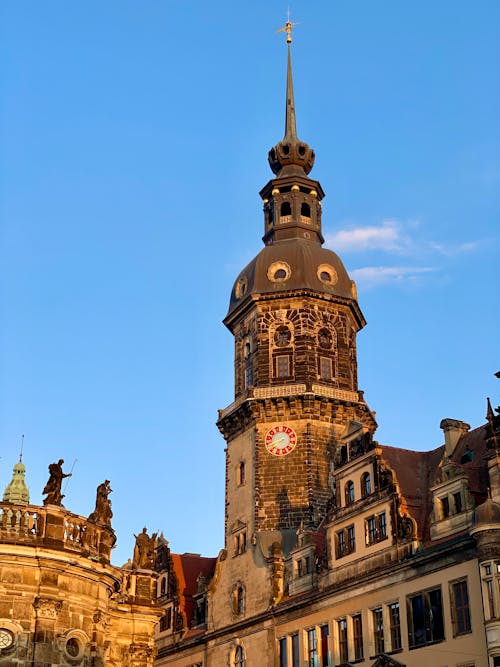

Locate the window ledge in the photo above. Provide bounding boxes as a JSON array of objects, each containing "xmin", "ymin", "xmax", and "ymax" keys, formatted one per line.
[{"xmin": 409, "ymin": 638, "xmax": 445, "ymax": 650}]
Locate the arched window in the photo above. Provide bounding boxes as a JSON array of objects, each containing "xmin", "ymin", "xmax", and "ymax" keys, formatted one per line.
[
  {"xmin": 361, "ymin": 472, "xmax": 371, "ymax": 498},
  {"xmin": 232, "ymin": 583, "xmax": 245, "ymax": 616},
  {"xmin": 237, "ymin": 586, "xmax": 245, "ymax": 615},
  {"xmin": 160, "ymin": 576, "xmax": 167, "ymax": 596},
  {"xmin": 300, "ymin": 202, "xmax": 311, "ymax": 218},
  {"xmin": 280, "ymin": 201, "xmax": 291, "ymax": 216},
  {"xmin": 234, "ymin": 645, "xmax": 245, "ymax": 667},
  {"xmin": 345, "ymin": 481, "xmax": 355, "ymax": 505}
]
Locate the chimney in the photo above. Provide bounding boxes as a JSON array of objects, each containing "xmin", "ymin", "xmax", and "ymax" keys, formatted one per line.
[{"xmin": 440, "ymin": 418, "xmax": 470, "ymax": 457}]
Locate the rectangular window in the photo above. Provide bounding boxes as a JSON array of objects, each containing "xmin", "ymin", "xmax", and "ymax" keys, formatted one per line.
[
  {"xmin": 366, "ymin": 516, "xmax": 377, "ymax": 545},
  {"xmin": 307, "ymin": 628, "xmax": 318, "ymax": 667},
  {"xmin": 451, "ymin": 579, "xmax": 472, "ymax": 636},
  {"xmin": 336, "ymin": 530, "xmax": 346, "ymax": 558},
  {"xmin": 407, "ymin": 587, "xmax": 444, "ymax": 648},
  {"xmin": 365, "ymin": 513, "xmax": 387, "ymax": 545},
  {"xmin": 245, "ymin": 363, "xmax": 253, "ymax": 388},
  {"xmin": 440, "ymin": 496, "xmax": 450, "ymax": 518},
  {"xmin": 276, "ymin": 355, "xmax": 291, "ymax": 378},
  {"xmin": 320, "ymin": 624, "xmax": 329, "ymax": 667},
  {"xmin": 353, "ymin": 614, "xmax": 363, "ymax": 660},
  {"xmin": 234, "ymin": 531, "xmax": 246, "ymax": 556},
  {"xmin": 338, "ymin": 618, "xmax": 348, "ymax": 663},
  {"xmin": 347, "ymin": 524, "xmax": 355, "ymax": 553},
  {"xmin": 291, "ymin": 633, "xmax": 300, "ymax": 667},
  {"xmin": 453, "ymin": 491, "xmax": 463, "ymax": 513},
  {"xmin": 389, "ymin": 602, "xmax": 401, "ymax": 650},
  {"xmin": 486, "ymin": 578, "xmax": 496, "ymax": 618},
  {"xmin": 297, "ymin": 559, "xmax": 303, "ymax": 577},
  {"xmin": 319, "ymin": 356, "xmax": 333, "ymax": 380},
  {"xmin": 372, "ymin": 607, "xmax": 384, "ymax": 655},
  {"xmin": 378, "ymin": 512, "xmax": 387, "ymax": 539},
  {"xmin": 305, "ymin": 556, "xmax": 311, "ymax": 574},
  {"xmin": 279, "ymin": 637, "xmax": 288, "ymax": 667},
  {"xmin": 236, "ymin": 461, "xmax": 245, "ymax": 486}
]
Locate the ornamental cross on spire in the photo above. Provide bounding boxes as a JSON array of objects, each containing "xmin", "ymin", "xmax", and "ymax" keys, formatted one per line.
[{"xmin": 276, "ymin": 9, "xmax": 299, "ymax": 44}]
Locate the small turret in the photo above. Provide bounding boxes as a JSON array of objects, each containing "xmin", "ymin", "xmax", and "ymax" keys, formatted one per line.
[{"xmin": 3, "ymin": 457, "xmax": 30, "ymax": 505}]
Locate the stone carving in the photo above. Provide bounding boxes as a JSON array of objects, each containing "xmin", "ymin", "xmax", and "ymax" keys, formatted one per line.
[
  {"xmin": 42, "ymin": 459, "xmax": 72, "ymax": 506},
  {"xmin": 270, "ymin": 541, "xmax": 285, "ymax": 606},
  {"xmin": 133, "ymin": 528, "xmax": 157, "ymax": 570},
  {"xmin": 33, "ymin": 596, "xmax": 63, "ymax": 619},
  {"xmin": 88, "ymin": 480, "xmax": 113, "ymax": 527},
  {"xmin": 129, "ymin": 642, "xmax": 154, "ymax": 663},
  {"xmin": 397, "ymin": 514, "xmax": 416, "ymax": 540}
]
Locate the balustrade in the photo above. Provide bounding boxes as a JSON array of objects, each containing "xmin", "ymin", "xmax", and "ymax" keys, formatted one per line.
[{"xmin": 0, "ymin": 502, "xmax": 115, "ymax": 563}]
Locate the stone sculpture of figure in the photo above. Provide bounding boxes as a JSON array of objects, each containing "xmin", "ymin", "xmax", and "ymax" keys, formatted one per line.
[
  {"xmin": 133, "ymin": 527, "xmax": 158, "ymax": 570},
  {"xmin": 42, "ymin": 459, "xmax": 72, "ymax": 506},
  {"xmin": 89, "ymin": 480, "xmax": 113, "ymax": 526}
]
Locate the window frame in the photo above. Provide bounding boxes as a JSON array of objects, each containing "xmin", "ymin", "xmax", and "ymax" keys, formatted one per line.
[
  {"xmin": 352, "ymin": 613, "xmax": 364, "ymax": 660},
  {"xmin": 388, "ymin": 602, "xmax": 402, "ymax": 651},
  {"xmin": 450, "ymin": 578, "xmax": 472, "ymax": 637},
  {"xmin": 407, "ymin": 586, "xmax": 445, "ymax": 649},
  {"xmin": 372, "ymin": 607, "xmax": 385, "ymax": 656}
]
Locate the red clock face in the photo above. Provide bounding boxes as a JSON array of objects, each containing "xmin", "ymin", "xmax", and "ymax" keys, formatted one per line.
[{"xmin": 265, "ymin": 425, "xmax": 297, "ymax": 456}]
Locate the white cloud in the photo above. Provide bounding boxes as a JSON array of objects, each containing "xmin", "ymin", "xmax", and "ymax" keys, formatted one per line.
[
  {"xmin": 351, "ymin": 266, "xmax": 434, "ymax": 288},
  {"xmin": 427, "ymin": 240, "xmax": 481, "ymax": 256},
  {"xmin": 326, "ymin": 220, "xmax": 409, "ymax": 253}
]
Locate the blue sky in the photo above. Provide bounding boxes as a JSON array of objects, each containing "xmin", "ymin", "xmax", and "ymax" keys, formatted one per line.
[{"xmin": 1, "ymin": 1, "xmax": 499, "ymax": 565}]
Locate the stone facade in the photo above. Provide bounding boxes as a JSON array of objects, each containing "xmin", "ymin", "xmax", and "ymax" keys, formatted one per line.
[{"xmin": 0, "ymin": 502, "xmax": 161, "ymax": 666}]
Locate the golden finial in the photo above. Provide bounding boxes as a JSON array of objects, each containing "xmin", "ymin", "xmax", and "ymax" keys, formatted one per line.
[{"xmin": 276, "ymin": 9, "xmax": 299, "ymax": 44}]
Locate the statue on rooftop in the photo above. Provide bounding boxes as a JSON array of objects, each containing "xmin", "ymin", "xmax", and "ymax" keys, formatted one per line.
[
  {"xmin": 42, "ymin": 459, "xmax": 72, "ymax": 506},
  {"xmin": 88, "ymin": 480, "xmax": 113, "ymax": 527},
  {"xmin": 133, "ymin": 527, "xmax": 158, "ymax": 570}
]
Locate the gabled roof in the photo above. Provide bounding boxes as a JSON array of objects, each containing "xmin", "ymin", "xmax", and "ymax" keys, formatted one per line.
[{"xmin": 379, "ymin": 424, "xmax": 489, "ymax": 541}]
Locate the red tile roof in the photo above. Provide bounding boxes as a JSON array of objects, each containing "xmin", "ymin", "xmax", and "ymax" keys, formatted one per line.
[
  {"xmin": 170, "ymin": 553, "xmax": 217, "ymax": 628},
  {"xmin": 379, "ymin": 424, "xmax": 489, "ymax": 541}
]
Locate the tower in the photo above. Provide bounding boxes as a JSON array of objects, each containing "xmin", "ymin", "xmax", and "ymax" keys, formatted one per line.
[{"xmin": 213, "ymin": 25, "xmax": 376, "ymax": 622}]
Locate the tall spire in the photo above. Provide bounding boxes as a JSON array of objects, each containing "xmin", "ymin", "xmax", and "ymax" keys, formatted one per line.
[
  {"xmin": 284, "ymin": 43, "xmax": 297, "ymax": 140},
  {"xmin": 268, "ymin": 18, "xmax": 315, "ymax": 177}
]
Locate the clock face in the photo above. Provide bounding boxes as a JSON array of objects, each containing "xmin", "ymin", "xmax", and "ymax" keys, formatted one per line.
[{"xmin": 265, "ymin": 425, "xmax": 297, "ymax": 456}]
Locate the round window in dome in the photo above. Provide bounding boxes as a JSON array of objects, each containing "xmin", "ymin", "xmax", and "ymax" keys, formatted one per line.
[
  {"xmin": 0, "ymin": 629, "xmax": 13, "ymax": 650},
  {"xmin": 317, "ymin": 264, "xmax": 338, "ymax": 286},
  {"xmin": 267, "ymin": 261, "xmax": 291, "ymax": 283},
  {"xmin": 235, "ymin": 277, "xmax": 248, "ymax": 299},
  {"xmin": 65, "ymin": 637, "xmax": 82, "ymax": 659}
]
